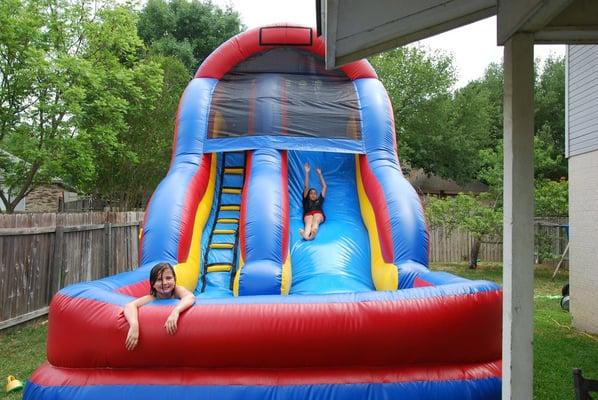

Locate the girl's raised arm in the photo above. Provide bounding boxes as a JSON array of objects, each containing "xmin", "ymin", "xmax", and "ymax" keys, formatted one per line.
[
  {"xmin": 303, "ymin": 163, "xmax": 311, "ymax": 198},
  {"xmin": 316, "ymin": 167, "xmax": 327, "ymax": 198}
]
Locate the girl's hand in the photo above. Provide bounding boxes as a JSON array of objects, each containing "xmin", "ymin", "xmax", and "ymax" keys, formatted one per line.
[
  {"xmin": 125, "ymin": 325, "xmax": 139, "ymax": 350},
  {"xmin": 316, "ymin": 167, "xmax": 322, "ymax": 175},
  {"xmin": 304, "ymin": 163, "xmax": 310, "ymax": 173},
  {"xmin": 165, "ymin": 310, "xmax": 180, "ymax": 335}
]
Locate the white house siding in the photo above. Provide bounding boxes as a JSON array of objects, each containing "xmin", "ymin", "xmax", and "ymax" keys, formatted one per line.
[
  {"xmin": 568, "ymin": 45, "xmax": 598, "ymax": 157},
  {"xmin": 569, "ymin": 152, "xmax": 598, "ymax": 333},
  {"xmin": 567, "ymin": 45, "xmax": 598, "ymax": 334}
]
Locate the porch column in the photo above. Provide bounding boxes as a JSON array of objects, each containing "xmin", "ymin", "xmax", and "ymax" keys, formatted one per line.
[{"xmin": 502, "ymin": 32, "xmax": 535, "ymax": 400}]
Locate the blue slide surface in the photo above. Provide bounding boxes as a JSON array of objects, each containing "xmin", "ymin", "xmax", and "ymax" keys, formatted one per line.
[{"xmin": 288, "ymin": 151, "xmax": 374, "ymax": 294}]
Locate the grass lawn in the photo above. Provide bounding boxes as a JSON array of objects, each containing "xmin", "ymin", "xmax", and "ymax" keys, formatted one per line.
[
  {"xmin": 431, "ymin": 262, "xmax": 598, "ymax": 400},
  {"xmin": 1, "ymin": 262, "xmax": 597, "ymax": 399}
]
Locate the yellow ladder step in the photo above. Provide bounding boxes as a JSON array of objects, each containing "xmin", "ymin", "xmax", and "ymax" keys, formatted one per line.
[
  {"xmin": 206, "ymin": 264, "xmax": 232, "ymax": 273},
  {"xmin": 209, "ymin": 242, "xmax": 234, "ymax": 249},
  {"xmin": 222, "ymin": 187, "xmax": 242, "ymax": 194},
  {"xmin": 224, "ymin": 167, "xmax": 244, "ymax": 175},
  {"xmin": 217, "ymin": 218, "xmax": 239, "ymax": 224},
  {"xmin": 220, "ymin": 204, "xmax": 240, "ymax": 211},
  {"xmin": 214, "ymin": 229, "xmax": 236, "ymax": 234}
]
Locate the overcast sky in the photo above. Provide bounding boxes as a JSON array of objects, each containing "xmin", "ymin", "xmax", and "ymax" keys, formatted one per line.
[{"xmin": 212, "ymin": 0, "xmax": 565, "ymax": 88}]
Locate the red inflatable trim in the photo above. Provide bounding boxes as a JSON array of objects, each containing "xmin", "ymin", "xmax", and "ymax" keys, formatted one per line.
[
  {"xmin": 116, "ymin": 280, "xmax": 149, "ymax": 298},
  {"xmin": 414, "ymin": 277, "xmax": 434, "ymax": 288},
  {"xmin": 260, "ymin": 26, "xmax": 312, "ymax": 46},
  {"xmin": 195, "ymin": 26, "xmax": 377, "ymax": 81},
  {"xmin": 47, "ymin": 290, "xmax": 501, "ymax": 369},
  {"xmin": 177, "ymin": 153, "xmax": 213, "ymax": 263},
  {"xmin": 280, "ymin": 151, "xmax": 289, "ymax": 263},
  {"xmin": 385, "ymin": 88, "xmax": 398, "ymax": 156},
  {"xmin": 239, "ymin": 151, "xmax": 252, "ymax": 262},
  {"xmin": 32, "ymin": 360, "xmax": 501, "ymax": 386},
  {"xmin": 138, "ymin": 193, "xmax": 153, "ymax": 265},
  {"xmin": 359, "ymin": 155, "xmax": 394, "ymax": 263}
]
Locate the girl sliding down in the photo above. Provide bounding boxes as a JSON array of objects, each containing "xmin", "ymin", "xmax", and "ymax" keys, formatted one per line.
[
  {"xmin": 123, "ymin": 262, "xmax": 195, "ymax": 350},
  {"xmin": 299, "ymin": 163, "xmax": 327, "ymax": 240}
]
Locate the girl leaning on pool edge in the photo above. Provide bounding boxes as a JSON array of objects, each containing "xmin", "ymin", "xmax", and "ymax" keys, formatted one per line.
[{"xmin": 123, "ymin": 262, "xmax": 195, "ymax": 350}]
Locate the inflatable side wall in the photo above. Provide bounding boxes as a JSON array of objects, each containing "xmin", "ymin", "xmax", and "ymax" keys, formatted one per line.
[
  {"xmin": 140, "ymin": 78, "xmax": 218, "ymax": 291},
  {"xmin": 355, "ymin": 78, "xmax": 429, "ymax": 290},
  {"xmin": 235, "ymin": 149, "xmax": 291, "ymax": 295}
]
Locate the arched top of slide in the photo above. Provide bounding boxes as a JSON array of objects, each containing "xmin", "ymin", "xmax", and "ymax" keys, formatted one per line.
[{"xmin": 195, "ymin": 25, "xmax": 377, "ymax": 80}]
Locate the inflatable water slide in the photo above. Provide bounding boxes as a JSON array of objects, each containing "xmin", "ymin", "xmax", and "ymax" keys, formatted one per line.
[{"xmin": 25, "ymin": 26, "xmax": 502, "ymax": 399}]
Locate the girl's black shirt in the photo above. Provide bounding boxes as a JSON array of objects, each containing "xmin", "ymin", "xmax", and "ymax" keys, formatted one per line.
[{"xmin": 303, "ymin": 194, "xmax": 325, "ymax": 214}]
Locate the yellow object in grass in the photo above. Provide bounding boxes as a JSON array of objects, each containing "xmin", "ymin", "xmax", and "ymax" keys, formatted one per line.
[{"xmin": 5, "ymin": 376, "xmax": 23, "ymax": 393}]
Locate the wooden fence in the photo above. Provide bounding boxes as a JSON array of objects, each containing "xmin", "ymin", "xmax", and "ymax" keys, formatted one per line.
[
  {"xmin": 428, "ymin": 226, "xmax": 503, "ymax": 263},
  {"xmin": 428, "ymin": 217, "xmax": 568, "ymax": 265},
  {"xmin": 0, "ymin": 212, "xmax": 567, "ymax": 330},
  {"xmin": 0, "ymin": 212, "xmax": 144, "ymax": 329}
]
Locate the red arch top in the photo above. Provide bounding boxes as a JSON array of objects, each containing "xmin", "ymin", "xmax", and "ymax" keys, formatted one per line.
[{"xmin": 195, "ymin": 25, "xmax": 377, "ymax": 80}]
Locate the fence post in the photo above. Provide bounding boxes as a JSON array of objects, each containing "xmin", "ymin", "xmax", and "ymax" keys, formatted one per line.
[
  {"xmin": 104, "ymin": 223, "xmax": 113, "ymax": 277},
  {"xmin": 49, "ymin": 226, "xmax": 64, "ymax": 301}
]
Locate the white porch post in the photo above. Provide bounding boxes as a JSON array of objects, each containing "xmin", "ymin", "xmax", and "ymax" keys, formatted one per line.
[{"xmin": 502, "ymin": 32, "xmax": 535, "ymax": 400}]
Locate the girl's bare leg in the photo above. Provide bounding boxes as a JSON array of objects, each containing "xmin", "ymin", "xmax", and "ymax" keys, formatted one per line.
[
  {"xmin": 307, "ymin": 214, "xmax": 323, "ymax": 240},
  {"xmin": 299, "ymin": 215, "xmax": 314, "ymax": 240}
]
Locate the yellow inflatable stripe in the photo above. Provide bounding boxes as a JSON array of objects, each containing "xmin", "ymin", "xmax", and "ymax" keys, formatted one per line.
[
  {"xmin": 207, "ymin": 264, "xmax": 232, "ymax": 273},
  {"xmin": 224, "ymin": 168, "xmax": 244, "ymax": 175},
  {"xmin": 222, "ymin": 187, "xmax": 242, "ymax": 194},
  {"xmin": 217, "ymin": 218, "xmax": 239, "ymax": 224},
  {"xmin": 220, "ymin": 205, "xmax": 240, "ymax": 211},
  {"xmin": 209, "ymin": 242, "xmax": 234, "ymax": 249},
  {"xmin": 355, "ymin": 155, "xmax": 399, "ymax": 291},
  {"xmin": 233, "ymin": 251, "xmax": 244, "ymax": 296},
  {"xmin": 173, "ymin": 156, "xmax": 217, "ymax": 291},
  {"xmin": 280, "ymin": 250, "xmax": 292, "ymax": 295},
  {"xmin": 214, "ymin": 229, "xmax": 236, "ymax": 234}
]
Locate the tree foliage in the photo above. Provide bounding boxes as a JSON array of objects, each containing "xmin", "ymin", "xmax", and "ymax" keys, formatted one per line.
[
  {"xmin": 535, "ymin": 56, "xmax": 566, "ymax": 179},
  {"xmin": 0, "ymin": 0, "xmax": 162, "ymax": 212},
  {"xmin": 100, "ymin": 55, "xmax": 190, "ymax": 207},
  {"xmin": 371, "ymin": 47, "xmax": 496, "ymax": 184},
  {"xmin": 425, "ymin": 193, "xmax": 502, "ymax": 268},
  {"xmin": 138, "ymin": 0, "xmax": 243, "ymax": 73},
  {"xmin": 535, "ymin": 179, "xmax": 568, "ymax": 217},
  {"xmin": 420, "ymin": 55, "xmax": 567, "ymax": 265}
]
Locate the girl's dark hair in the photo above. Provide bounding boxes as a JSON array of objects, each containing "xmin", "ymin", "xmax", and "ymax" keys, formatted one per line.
[
  {"xmin": 149, "ymin": 263, "xmax": 176, "ymax": 297},
  {"xmin": 309, "ymin": 188, "xmax": 317, "ymax": 194}
]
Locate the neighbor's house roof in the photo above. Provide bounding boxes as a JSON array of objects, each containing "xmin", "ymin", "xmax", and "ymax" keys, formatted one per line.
[{"xmin": 407, "ymin": 168, "xmax": 488, "ymax": 196}]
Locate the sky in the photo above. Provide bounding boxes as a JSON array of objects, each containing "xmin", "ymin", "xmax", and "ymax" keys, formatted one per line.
[{"xmin": 212, "ymin": 0, "xmax": 565, "ymax": 88}]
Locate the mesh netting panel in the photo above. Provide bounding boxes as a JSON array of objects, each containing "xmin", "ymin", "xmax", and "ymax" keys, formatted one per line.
[{"xmin": 207, "ymin": 49, "xmax": 361, "ymax": 140}]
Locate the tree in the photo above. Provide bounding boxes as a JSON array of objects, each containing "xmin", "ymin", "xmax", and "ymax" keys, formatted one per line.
[
  {"xmin": 371, "ymin": 47, "xmax": 496, "ymax": 184},
  {"xmin": 535, "ymin": 178, "xmax": 568, "ymax": 218},
  {"xmin": 0, "ymin": 0, "xmax": 162, "ymax": 212},
  {"xmin": 446, "ymin": 82, "xmax": 494, "ymax": 183},
  {"xmin": 138, "ymin": 0, "xmax": 243, "ymax": 74},
  {"xmin": 98, "ymin": 55, "xmax": 190, "ymax": 208},
  {"xmin": 475, "ymin": 62, "xmax": 504, "ymax": 144},
  {"xmin": 472, "ymin": 57, "xmax": 566, "ymax": 180},
  {"xmin": 425, "ymin": 193, "xmax": 502, "ymax": 269},
  {"xmin": 535, "ymin": 55, "xmax": 566, "ymax": 179}
]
